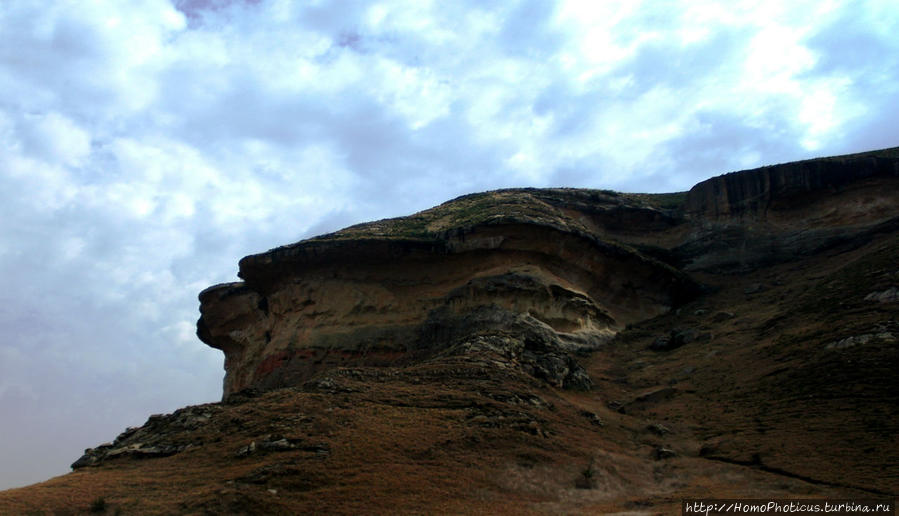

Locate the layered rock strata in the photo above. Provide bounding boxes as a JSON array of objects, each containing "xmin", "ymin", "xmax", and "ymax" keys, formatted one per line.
[
  {"xmin": 198, "ymin": 147, "xmax": 899, "ymax": 399},
  {"xmin": 198, "ymin": 204, "xmax": 698, "ymax": 397},
  {"xmin": 676, "ymin": 148, "xmax": 899, "ymax": 270},
  {"xmin": 684, "ymin": 150, "xmax": 899, "ymax": 219}
]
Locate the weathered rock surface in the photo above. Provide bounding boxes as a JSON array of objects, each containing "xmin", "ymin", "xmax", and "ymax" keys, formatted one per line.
[
  {"xmin": 198, "ymin": 191, "xmax": 700, "ymax": 397},
  {"xmin": 72, "ymin": 405, "xmax": 221, "ymax": 468},
  {"xmin": 677, "ymin": 148, "xmax": 899, "ymax": 270},
  {"xmin": 684, "ymin": 149, "xmax": 899, "ymax": 219},
  {"xmin": 8, "ymin": 148, "xmax": 898, "ymax": 515},
  {"xmin": 198, "ymin": 148, "xmax": 899, "ymax": 398}
]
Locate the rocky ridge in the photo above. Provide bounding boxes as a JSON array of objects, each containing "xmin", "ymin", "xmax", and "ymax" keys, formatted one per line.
[
  {"xmin": 197, "ymin": 147, "xmax": 899, "ymax": 399},
  {"xmin": 3, "ymin": 147, "xmax": 898, "ymax": 514},
  {"xmin": 197, "ymin": 188, "xmax": 702, "ymax": 397}
]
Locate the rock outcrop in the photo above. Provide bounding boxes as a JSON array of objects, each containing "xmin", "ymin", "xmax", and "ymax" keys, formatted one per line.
[
  {"xmin": 5, "ymin": 147, "xmax": 899, "ymax": 515},
  {"xmin": 198, "ymin": 148, "xmax": 899, "ymax": 398},
  {"xmin": 676, "ymin": 148, "xmax": 899, "ymax": 270},
  {"xmin": 197, "ymin": 190, "xmax": 699, "ymax": 398},
  {"xmin": 684, "ymin": 150, "xmax": 899, "ymax": 219}
]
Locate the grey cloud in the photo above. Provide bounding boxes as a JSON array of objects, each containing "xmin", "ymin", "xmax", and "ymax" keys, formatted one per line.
[
  {"xmin": 173, "ymin": 0, "xmax": 261, "ymax": 27},
  {"xmin": 498, "ymin": 0, "xmax": 565, "ymax": 58},
  {"xmin": 0, "ymin": 8, "xmax": 133, "ymax": 119},
  {"xmin": 651, "ymin": 110, "xmax": 807, "ymax": 187},
  {"xmin": 804, "ymin": 5, "xmax": 898, "ymax": 75},
  {"xmin": 333, "ymin": 113, "xmax": 514, "ymax": 219},
  {"xmin": 841, "ymin": 89, "xmax": 899, "ymax": 153},
  {"xmin": 613, "ymin": 28, "xmax": 747, "ymax": 95},
  {"xmin": 532, "ymin": 79, "xmax": 603, "ymax": 137},
  {"xmin": 802, "ymin": 5, "xmax": 899, "ymax": 152},
  {"xmin": 298, "ymin": 0, "xmax": 372, "ymax": 35}
]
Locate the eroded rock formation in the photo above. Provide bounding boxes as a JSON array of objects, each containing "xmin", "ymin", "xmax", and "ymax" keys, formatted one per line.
[
  {"xmin": 198, "ymin": 148, "xmax": 899, "ymax": 399},
  {"xmin": 197, "ymin": 196, "xmax": 699, "ymax": 397},
  {"xmin": 7, "ymin": 147, "xmax": 899, "ymax": 514},
  {"xmin": 684, "ymin": 151, "xmax": 899, "ymax": 219},
  {"xmin": 677, "ymin": 149, "xmax": 899, "ymax": 270}
]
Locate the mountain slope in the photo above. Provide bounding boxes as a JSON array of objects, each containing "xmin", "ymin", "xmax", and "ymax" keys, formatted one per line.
[{"xmin": 2, "ymin": 147, "xmax": 897, "ymax": 515}]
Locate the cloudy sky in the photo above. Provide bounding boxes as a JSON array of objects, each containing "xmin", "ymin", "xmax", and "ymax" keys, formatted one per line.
[{"xmin": 1, "ymin": 0, "xmax": 897, "ymax": 489}]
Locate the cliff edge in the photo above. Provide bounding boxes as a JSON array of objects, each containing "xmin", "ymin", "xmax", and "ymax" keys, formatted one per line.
[
  {"xmin": 197, "ymin": 188, "xmax": 700, "ymax": 397},
  {"xmin": 198, "ymin": 147, "xmax": 899, "ymax": 399},
  {"xmin": 3, "ymin": 147, "xmax": 897, "ymax": 514}
]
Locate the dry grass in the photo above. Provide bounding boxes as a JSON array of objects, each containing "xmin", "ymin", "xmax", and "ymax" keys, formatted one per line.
[{"xmin": 3, "ymin": 197, "xmax": 898, "ymax": 514}]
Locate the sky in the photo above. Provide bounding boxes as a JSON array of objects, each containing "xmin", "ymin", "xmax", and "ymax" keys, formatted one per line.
[{"xmin": 1, "ymin": 0, "xmax": 897, "ymax": 489}]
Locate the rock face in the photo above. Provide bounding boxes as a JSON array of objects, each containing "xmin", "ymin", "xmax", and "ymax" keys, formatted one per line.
[
  {"xmin": 198, "ymin": 148, "xmax": 899, "ymax": 399},
  {"xmin": 6, "ymin": 147, "xmax": 899, "ymax": 515},
  {"xmin": 684, "ymin": 152, "xmax": 899, "ymax": 219},
  {"xmin": 677, "ymin": 148, "xmax": 899, "ymax": 270},
  {"xmin": 197, "ymin": 191, "xmax": 699, "ymax": 398},
  {"xmin": 72, "ymin": 406, "xmax": 220, "ymax": 468}
]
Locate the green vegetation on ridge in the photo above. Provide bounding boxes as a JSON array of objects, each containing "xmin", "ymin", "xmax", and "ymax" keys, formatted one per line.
[{"xmin": 310, "ymin": 187, "xmax": 688, "ymax": 243}]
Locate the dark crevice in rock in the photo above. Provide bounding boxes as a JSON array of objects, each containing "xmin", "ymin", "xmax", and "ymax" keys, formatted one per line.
[{"xmin": 699, "ymin": 455, "xmax": 895, "ymax": 497}]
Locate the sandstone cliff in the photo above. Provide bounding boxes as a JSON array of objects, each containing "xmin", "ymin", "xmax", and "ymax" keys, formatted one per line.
[
  {"xmin": 197, "ymin": 189, "xmax": 700, "ymax": 397},
  {"xmin": 675, "ymin": 148, "xmax": 899, "ymax": 270},
  {"xmin": 4, "ymin": 148, "xmax": 898, "ymax": 514},
  {"xmin": 198, "ymin": 147, "xmax": 899, "ymax": 399},
  {"xmin": 685, "ymin": 147, "xmax": 899, "ymax": 219}
]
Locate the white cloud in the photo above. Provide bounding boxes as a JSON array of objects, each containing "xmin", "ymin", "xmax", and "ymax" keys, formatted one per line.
[{"xmin": 18, "ymin": 112, "xmax": 91, "ymax": 166}]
